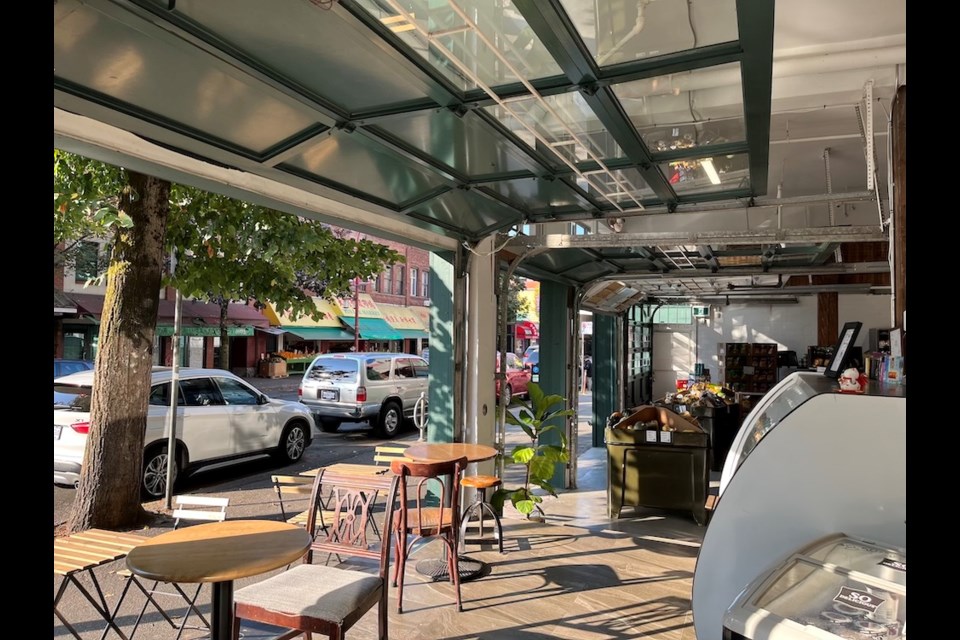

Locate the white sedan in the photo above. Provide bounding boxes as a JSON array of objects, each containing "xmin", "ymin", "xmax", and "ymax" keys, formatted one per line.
[{"xmin": 54, "ymin": 367, "xmax": 316, "ymax": 499}]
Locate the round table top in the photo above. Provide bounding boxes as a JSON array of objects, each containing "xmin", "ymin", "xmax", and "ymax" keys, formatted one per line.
[
  {"xmin": 404, "ymin": 442, "xmax": 499, "ymax": 464},
  {"xmin": 125, "ymin": 520, "xmax": 311, "ymax": 584}
]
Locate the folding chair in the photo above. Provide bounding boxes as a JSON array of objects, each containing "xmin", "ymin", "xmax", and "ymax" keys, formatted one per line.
[
  {"xmin": 271, "ymin": 474, "xmax": 337, "ymax": 536},
  {"xmin": 115, "ymin": 495, "xmax": 229, "ymax": 640}
]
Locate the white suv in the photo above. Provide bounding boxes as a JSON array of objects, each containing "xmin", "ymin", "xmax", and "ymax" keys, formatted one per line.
[
  {"xmin": 54, "ymin": 367, "xmax": 316, "ymax": 499},
  {"xmin": 298, "ymin": 352, "xmax": 428, "ymax": 438}
]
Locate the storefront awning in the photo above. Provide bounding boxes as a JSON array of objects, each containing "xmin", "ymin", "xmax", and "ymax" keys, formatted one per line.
[
  {"xmin": 379, "ymin": 304, "xmax": 429, "ymax": 340},
  {"xmin": 285, "ymin": 326, "xmax": 355, "ymax": 341},
  {"xmin": 340, "ymin": 317, "xmax": 403, "ymax": 341},
  {"xmin": 515, "ymin": 320, "xmax": 539, "ymax": 340},
  {"xmin": 264, "ymin": 298, "xmax": 344, "ymax": 328},
  {"xmin": 156, "ymin": 324, "xmax": 254, "ymax": 337}
]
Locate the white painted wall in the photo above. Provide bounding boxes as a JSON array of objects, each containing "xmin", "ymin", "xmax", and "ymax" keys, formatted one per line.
[{"xmin": 690, "ymin": 294, "xmax": 892, "ymax": 381}]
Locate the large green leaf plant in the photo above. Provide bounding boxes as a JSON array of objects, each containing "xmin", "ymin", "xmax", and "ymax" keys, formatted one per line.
[{"xmin": 491, "ymin": 382, "xmax": 575, "ymax": 520}]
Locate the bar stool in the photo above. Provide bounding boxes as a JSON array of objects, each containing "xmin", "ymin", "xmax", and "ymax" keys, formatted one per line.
[{"xmin": 459, "ymin": 475, "xmax": 504, "ymax": 554}]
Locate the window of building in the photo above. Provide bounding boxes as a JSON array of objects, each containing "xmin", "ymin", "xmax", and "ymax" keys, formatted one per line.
[
  {"xmin": 422, "ymin": 272, "xmax": 429, "ymax": 299},
  {"xmin": 373, "ymin": 273, "xmax": 382, "ymax": 293},
  {"xmin": 652, "ymin": 305, "xmax": 693, "ymax": 325},
  {"xmin": 394, "ymin": 265, "xmax": 405, "ymax": 295},
  {"xmin": 410, "ymin": 268, "xmax": 419, "ymax": 297},
  {"xmin": 75, "ymin": 241, "xmax": 99, "ymax": 283}
]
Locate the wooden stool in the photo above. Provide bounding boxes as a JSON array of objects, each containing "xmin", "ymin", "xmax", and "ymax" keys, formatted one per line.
[{"xmin": 459, "ymin": 475, "xmax": 504, "ymax": 554}]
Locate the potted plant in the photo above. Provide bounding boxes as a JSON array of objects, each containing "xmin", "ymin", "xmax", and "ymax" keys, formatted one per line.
[{"xmin": 491, "ymin": 382, "xmax": 575, "ymax": 521}]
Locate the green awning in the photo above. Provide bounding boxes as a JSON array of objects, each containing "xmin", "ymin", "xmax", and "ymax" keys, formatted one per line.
[
  {"xmin": 156, "ymin": 325, "xmax": 253, "ymax": 337},
  {"xmin": 285, "ymin": 326, "xmax": 355, "ymax": 341},
  {"xmin": 339, "ymin": 317, "xmax": 403, "ymax": 341}
]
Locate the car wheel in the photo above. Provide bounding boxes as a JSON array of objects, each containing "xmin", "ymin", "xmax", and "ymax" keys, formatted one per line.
[
  {"xmin": 275, "ymin": 421, "xmax": 308, "ymax": 463},
  {"xmin": 377, "ymin": 401, "xmax": 403, "ymax": 439},
  {"xmin": 142, "ymin": 446, "xmax": 178, "ymax": 501},
  {"xmin": 503, "ymin": 384, "xmax": 513, "ymax": 406},
  {"xmin": 318, "ymin": 418, "xmax": 340, "ymax": 433}
]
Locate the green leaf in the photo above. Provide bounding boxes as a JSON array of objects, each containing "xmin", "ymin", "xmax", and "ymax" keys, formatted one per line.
[
  {"xmin": 514, "ymin": 499, "xmax": 535, "ymax": 515},
  {"xmin": 529, "ymin": 455, "xmax": 554, "ymax": 480},
  {"xmin": 511, "ymin": 445, "xmax": 536, "ymax": 464}
]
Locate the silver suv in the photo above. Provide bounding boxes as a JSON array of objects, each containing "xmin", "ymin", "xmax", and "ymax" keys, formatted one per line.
[{"xmin": 298, "ymin": 352, "xmax": 428, "ymax": 438}]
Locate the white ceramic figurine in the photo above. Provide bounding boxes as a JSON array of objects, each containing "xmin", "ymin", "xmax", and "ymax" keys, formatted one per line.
[{"xmin": 838, "ymin": 367, "xmax": 868, "ymax": 392}]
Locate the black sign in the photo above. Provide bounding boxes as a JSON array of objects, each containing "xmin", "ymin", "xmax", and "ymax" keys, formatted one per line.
[
  {"xmin": 833, "ymin": 586, "xmax": 884, "ymax": 614},
  {"xmin": 879, "ymin": 558, "xmax": 906, "ymax": 572}
]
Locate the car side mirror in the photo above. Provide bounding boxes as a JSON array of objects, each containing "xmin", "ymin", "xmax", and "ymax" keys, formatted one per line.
[{"xmin": 258, "ymin": 393, "xmax": 270, "ymax": 405}]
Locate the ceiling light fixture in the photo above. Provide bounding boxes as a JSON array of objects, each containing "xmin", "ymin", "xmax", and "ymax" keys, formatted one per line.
[{"xmin": 701, "ymin": 158, "xmax": 722, "ymax": 185}]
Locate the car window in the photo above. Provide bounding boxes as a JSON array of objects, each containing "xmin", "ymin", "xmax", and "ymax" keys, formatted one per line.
[
  {"xmin": 366, "ymin": 358, "xmax": 393, "ymax": 381},
  {"xmin": 306, "ymin": 358, "xmax": 359, "ymax": 382},
  {"xmin": 412, "ymin": 358, "xmax": 429, "ymax": 378},
  {"xmin": 214, "ymin": 377, "xmax": 260, "ymax": 405},
  {"xmin": 59, "ymin": 361, "xmax": 91, "ymax": 377},
  {"xmin": 506, "ymin": 353, "xmax": 523, "ymax": 371},
  {"xmin": 180, "ymin": 377, "xmax": 225, "ymax": 407},
  {"xmin": 149, "ymin": 382, "xmax": 184, "ymax": 406},
  {"xmin": 395, "ymin": 358, "xmax": 418, "ymax": 379},
  {"xmin": 54, "ymin": 383, "xmax": 92, "ymax": 410}
]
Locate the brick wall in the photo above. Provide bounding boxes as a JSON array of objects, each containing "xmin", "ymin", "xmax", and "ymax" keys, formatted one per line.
[{"xmin": 354, "ymin": 234, "xmax": 431, "ymax": 308}]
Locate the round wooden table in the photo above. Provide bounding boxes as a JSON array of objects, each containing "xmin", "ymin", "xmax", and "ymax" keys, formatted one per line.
[
  {"xmin": 125, "ymin": 520, "xmax": 311, "ymax": 640},
  {"xmin": 403, "ymin": 442, "xmax": 500, "ymax": 582},
  {"xmin": 405, "ymin": 442, "xmax": 498, "ymax": 464}
]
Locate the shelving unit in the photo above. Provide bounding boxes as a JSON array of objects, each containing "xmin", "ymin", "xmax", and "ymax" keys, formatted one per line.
[{"xmin": 719, "ymin": 343, "xmax": 778, "ymax": 394}]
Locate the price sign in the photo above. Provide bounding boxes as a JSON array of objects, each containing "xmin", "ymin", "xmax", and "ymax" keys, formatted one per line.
[{"xmin": 879, "ymin": 558, "xmax": 906, "ymax": 572}]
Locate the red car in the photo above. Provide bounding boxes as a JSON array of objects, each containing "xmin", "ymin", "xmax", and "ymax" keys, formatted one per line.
[{"xmin": 495, "ymin": 352, "xmax": 531, "ymax": 405}]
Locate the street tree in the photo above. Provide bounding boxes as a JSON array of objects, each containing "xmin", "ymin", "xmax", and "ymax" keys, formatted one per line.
[
  {"xmin": 55, "ymin": 150, "xmax": 403, "ymax": 531},
  {"xmin": 166, "ymin": 188, "xmax": 402, "ymax": 368},
  {"xmin": 55, "ymin": 150, "xmax": 172, "ymax": 531}
]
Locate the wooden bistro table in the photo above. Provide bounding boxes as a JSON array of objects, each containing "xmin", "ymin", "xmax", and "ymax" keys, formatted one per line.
[
  {"xmin": 403, "ymin": 443, "xmax": 499, "ymax": 583},
  {"xmin": 124, "ymin": 520, "xmax": 311, "ymax": 640}
]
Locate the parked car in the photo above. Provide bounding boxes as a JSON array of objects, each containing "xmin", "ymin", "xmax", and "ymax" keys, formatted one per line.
[
  {"xmin": 523, "ymin": 345, "xmax": 540, "ymax": 372},
  {"xmin": 54, "ymin": 358, "xmax": 95, "ymax": 379},
  {"xmin": 54, "ymin": 367, "xmax": 316, "ymax": 499},
  {"xmin": 496, "ymin": 351, "xmax": 531, "ymax": 405},
  {"xmin": 54, "ymin": 359, "xmax": 95, "ymax": 405},
  {"xmin": 298, "ymin": 352, "xmax": 428, "ymax": 438}
]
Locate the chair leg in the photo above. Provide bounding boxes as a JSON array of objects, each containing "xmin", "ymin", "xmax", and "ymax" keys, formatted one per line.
[
  {"xmin": 445, "ymin": 534, "xmax": 463, "ymax": 612},
  {"xmin": 172, "ymin": 583, "xmax": 209, "ymax": 640},
  {"xmin": 395, "ymin": 535, "xmax": 408, "ymax": 613},
  {"xmin": 378, "ymin": 588, "xmax": 388, "ymax": 640}
]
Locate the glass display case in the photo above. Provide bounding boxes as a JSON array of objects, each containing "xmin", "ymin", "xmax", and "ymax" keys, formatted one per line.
[
  {"xmin": 723, "ymin": 533, "xmax": 906, "ymax": 639},
  {"xmin": 718, "ymin": 371, "xmax": 906, "ymax": 497}
]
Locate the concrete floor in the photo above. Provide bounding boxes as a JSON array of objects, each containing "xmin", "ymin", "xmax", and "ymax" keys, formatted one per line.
[{"xmin": 54, "ymin": 424, "xmax": 709, "ymax": 640}]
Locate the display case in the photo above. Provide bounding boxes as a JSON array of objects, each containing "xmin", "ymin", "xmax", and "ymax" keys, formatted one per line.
[
  {"xmin": 692, "ymin": 370, "xmax": 906, "ymax": 640},
  {"xmin": 723, "ymin": 533, "xmax": 906, "ymax": 639}
]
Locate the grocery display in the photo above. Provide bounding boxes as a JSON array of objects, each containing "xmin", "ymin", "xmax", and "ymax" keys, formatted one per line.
[
  {"xmin": 719, "ymin": 343, "xmax": 778, "ymax": 393},
  {"xmin": 691, "ymin": 370, "xmax": 906, "ymax": 640}
]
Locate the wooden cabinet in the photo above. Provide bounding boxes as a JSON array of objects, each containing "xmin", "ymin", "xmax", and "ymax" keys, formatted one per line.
[{"xmin": 719, "ymin": 342, "xmax": 777, "ymax": 393}]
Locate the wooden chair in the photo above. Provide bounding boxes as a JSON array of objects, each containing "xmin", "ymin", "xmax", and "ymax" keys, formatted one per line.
[
  {"xmin": 389, "ymin": 456, "xmax": 468, "ymax": 613},
  {"xmin": 119, "ymin": 495, "xmax": 229, "ymax": 640},
  {"xmin": 232, "ymin": 470, "xmax": 401, "ymax": 640}
]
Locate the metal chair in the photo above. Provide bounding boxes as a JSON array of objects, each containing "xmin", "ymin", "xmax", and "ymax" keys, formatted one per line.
[
  {"xmin": 459, "ymin": 474, "xmax": 504, "ymax": 554},
  {"xmin": 117, "ymin": 495, "xmax": 229, "ymax": 640},
  {"xmin": 271, "ymin": 474, "xmax": 336, "ymax": 536}
]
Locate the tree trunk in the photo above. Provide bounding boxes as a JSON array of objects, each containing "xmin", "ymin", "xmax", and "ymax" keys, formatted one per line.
[
  {"xmin": 68, "ymin": 171, "xmax": 171, "ymax": 532},
  {"xmin": 218, "ymin": 298, "xmax": 231, "ymax": 370}
]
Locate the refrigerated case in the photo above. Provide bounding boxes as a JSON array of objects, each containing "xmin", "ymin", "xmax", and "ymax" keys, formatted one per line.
[
  {"xmin": 723, "ymin": 533, "xmax": 906, "ymax": 639},
  {"xmin": 692, "ymin": 371, "xmax": 906, "ymax": 640}
]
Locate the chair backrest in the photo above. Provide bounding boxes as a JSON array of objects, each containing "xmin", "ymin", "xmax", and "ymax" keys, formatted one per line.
[
  {"xmin": 390, "ymin": 457, "xmax": 468, "ymax": 535},
  {"xmin": 373, "ymin": 445, "xmax": 411, "ymax": 466},
  {"xmin": 304, "ymin": 469, "xmax": 400, "ymax": 572},
  {"xmin": 271, "ymin": 474, "xmax": 314, "ymax": 520},
  {"xmin": 172, "ymin": 495, "xmax": 229, "ymax": 529}
]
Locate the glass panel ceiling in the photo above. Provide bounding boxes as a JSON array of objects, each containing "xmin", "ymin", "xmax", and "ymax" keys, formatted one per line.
[
  {"xmin": 660, "ymin": 153, "xmax": 750, "ymax": 196},
  {"xmin": 612, "ymin": 62, "xmax": 746, "ymax": 154},
  {"xmin": 578, "ymin": 167, "xmax": 654, "ymax": 205},
  {"xmin": 355, "ymin": 0, "xmax": 562, "ymax": 91},
  {"xmin": 481, "ymin": 177, "xmax": 589, "ymax": 213},
  {"xmin": 560, "ymin": 0, "xmax": 739, "ymax": 68}
]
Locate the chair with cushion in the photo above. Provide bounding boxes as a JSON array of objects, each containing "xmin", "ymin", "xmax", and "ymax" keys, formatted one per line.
[
  {"xmin": 389, "ymin": 456, "xmax": 468, "ymax": 613},
  {"xmin": 232, "ymin": 470, "xmax": 401, "ymax": 640},
  {"xmin": 458, "ymin": 474, "xmax": 504, "ymax": 554},
  {"xmin": 119, "ymin": 495, "xmax": 229, "ymax": 640}
]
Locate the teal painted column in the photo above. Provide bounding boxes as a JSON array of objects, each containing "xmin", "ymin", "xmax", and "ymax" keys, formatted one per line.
[
  {"xmin": 428, "ymin": 252, "xmax": 456, "ymax": 443},
  {"xmin": 592, "ymin": 314, "xmax": 617, "ymax": 448},
  {"xmin": 538, "ymin": 280, "xmax": 572, "ymax": 489}
]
